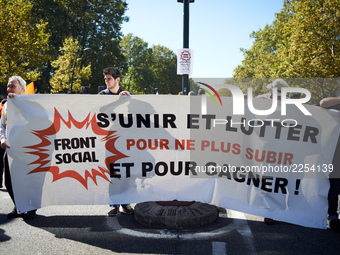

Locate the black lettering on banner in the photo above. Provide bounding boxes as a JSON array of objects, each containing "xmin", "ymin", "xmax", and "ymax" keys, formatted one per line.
[
  {"xmin": 246, "ymin": 171, "xmax": 260, "ymax": 187},
  {"xmin": 97, "ymin": 113, "xmax": 109, "ymax": 128},
  {"xmin": 303, "ymin": 126, "xmax": 318, "ymax": 143},
  {"xmin": 187, "ymin": 114, "xmax": 199, "ymax": 129},
  {"xmin": 155, "ymin": 162, "xmax": 168, "ymax": 176},
  {"xmin": 54, "ymin": 137, "xmax": 97, "ymax": 150},
  {"xmin": 240, "ymin": 117, "xmax": 254, "ymax": 135},
  {"xmin": 97, "ymin": 113, "xmax": 177, "ymax": 129},
  {"xmin": 185, "ymin": 161, "xmax": 197, "ymax": 175},
  {"xmin": 122, "ymin": 163, "xmax": 134, "ymax": 178},
  {"xmin": 163, "ymin": 114, "xmax": 177, "ymax": 128},
  {"xmin": 274, "ymin": 178, "xmax": 288, "ymax": 194},
  {"xmin": 261, "ymin": 176, "xmax": 273, "ymax": 192},
  {"xmin": 225, "ymin": 116, "xmax": 237, "ymax": 132},
  {"xmin": 216, "ymin": 165, "xmax": 288, "ymax": 194},
  {"xmin": 217, "ymin": 164, "xmax": 232, "ymax": 179},
  {"xmin": 110, "ymin": 163, "xmax": 134, "ymax": 178},
  {"xmin": 201, "ymin": 115, "xmax": 216, "ymax": 130},
  {"xmin": 142, "ymin": 162, "xmax": 153, "ymax": 177},
  {"xmin": 110, "ymin": 163, "xmax": 120, "ymax": 178},
  {"xmin": 233, "ymin": 167, "xmax": 246, "ymax": 182},
  {"xmin": 55, "ymin": 152, "xmax": 99, "ymax": 164},
  {"xmin": 55, "ymin": 154, "xmax": 63, "ymax": 164},
  {"xmin": 110, "ymin": 113, "xmax": 116, "ymax": 122},
  {"xmin": 119, "ymin": 114, "xmax": 133, "ymax": 128},
  {"xmin": 137, "ymin": 114, "xmax": 151, "ymax": 128},
  {"xmin": 141, "ymin": 161, "xmax": 197, "ymax": 177},
  {"xmin": 205, "ymin": 162, "xmax": 218, "ymax": 176}
]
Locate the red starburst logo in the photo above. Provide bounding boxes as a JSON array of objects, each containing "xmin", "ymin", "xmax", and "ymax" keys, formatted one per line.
[
  {"xmin": 24, "ymin": 108, "xmax": 127, "ymax": 189},
  {"xmin": 180, "ymin": 50, "xmax": 191, "ymax": 62}
]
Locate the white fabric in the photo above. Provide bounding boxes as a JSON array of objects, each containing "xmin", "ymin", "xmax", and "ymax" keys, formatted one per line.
[{"xmin": 6, "ymin": 94, "xmax": 340, "ymax": 229}]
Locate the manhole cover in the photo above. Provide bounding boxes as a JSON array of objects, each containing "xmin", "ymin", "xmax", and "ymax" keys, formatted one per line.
[{"xmin": 134, "ymin": 201, "xmax": 219, "ymax": 228}]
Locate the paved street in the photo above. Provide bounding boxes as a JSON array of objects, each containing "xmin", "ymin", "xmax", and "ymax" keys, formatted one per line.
[{"xmin": 0, "ymin": 187, "xmax": 339, "ymax": 255}]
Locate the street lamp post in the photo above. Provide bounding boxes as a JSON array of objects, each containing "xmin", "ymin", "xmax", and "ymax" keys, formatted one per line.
[
  {"xmin": 178, "ymin": 0, "xmax": 194, "ymax": 95},
  {"xmin": 59, "ymin": 46, "xmax": 91, "ymax": 94}
]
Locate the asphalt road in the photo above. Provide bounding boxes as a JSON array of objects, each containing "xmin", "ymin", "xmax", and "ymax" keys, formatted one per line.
[{"xmin": 0, "ymin": 187, "xmax": 339, "ymax": 255}]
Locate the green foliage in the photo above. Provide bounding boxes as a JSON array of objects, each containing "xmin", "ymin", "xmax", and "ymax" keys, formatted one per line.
[
  {"xmin": 233, "ymin": 0, "xmax": 340, "ymax": 103},
  {"xmin": 120, "ymin": 34, "xmax": 181, "ymax": 94},
  {"xmin": 0, "ymin": 0, "xmax": 50, "ymax": 82},
  {"xmin": 151, "ymin": 45, "xmax": 182, "ymax": 94},
  {"xmin": 189, "ymin": 80, "xmax": 201, "ymax": 94},
  {"xmin": 218, "ymin": 88, "xmax": 232, "ymax": 97},
  {"xmin": 1, "ymin": 1, "xmax": 182, "ymax": 95},
  {"xmin": 29, "ymin": 0, "xmax": 129, "ymax": 93},
  {"xmin": 50, "ymin": 37, "xmax": 91, "ymax": 93},
  {"xmin": 119, "ymin": 34, "xmax": 154, "ymax": 94}
]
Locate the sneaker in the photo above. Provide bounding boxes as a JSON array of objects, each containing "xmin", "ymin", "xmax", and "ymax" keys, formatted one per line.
[
  {"xmin": 108, "ymin": 207, "xmax": 118, "ymax": 216},
  {"xmin": 24, "ymin": 210, "xmax": 37, "ymax": 219},
  {"xmin": 330, "ymin": 219, "xmax": 340, "ymax": 232},
  {"xmin": 121, "ymin": 205, "xmax": 134, "ymax": 215},
  {"xmin": 264, "ymin": 218, "xmax": 274, "ymax": 225},
  {"xmin": 7, "ymin": 208, "xmax": 21, "ymax": 218}
]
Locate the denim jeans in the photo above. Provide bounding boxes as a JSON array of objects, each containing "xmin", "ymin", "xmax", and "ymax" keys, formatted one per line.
[{"xmin": 110, "ymin": 204, "xmax": 130, "ymax": 208}]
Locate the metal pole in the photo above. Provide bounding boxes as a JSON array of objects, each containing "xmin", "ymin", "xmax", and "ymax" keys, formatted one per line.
[
  {"xmin": 182, "ymin": 0, "xmax": 190, "ymax": 95},
  {"xmin": 70, "ymin": 46, "xmax": 80, "ymax": 94}
]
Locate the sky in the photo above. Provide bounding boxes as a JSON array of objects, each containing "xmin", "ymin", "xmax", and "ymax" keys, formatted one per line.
[{"xmin": 121, "ymin": 0, "xmax": 284, "ymax": 79}]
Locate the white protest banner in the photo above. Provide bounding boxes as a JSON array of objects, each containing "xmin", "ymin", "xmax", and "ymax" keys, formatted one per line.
[{"xmin": 6, "ymin": 94, "xmax": 340, "ymax": 229}]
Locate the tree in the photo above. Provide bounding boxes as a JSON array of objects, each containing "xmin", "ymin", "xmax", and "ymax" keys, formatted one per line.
[
  {"xmin": 151, "ymin": 45, "xmax": 182, "ymax": 94},
  {"xmin": 233, "ymin": 0, "xmax": 340, "ymax": 103},
  {"xmin": 233, "ymin": 24, "xmax": 279, "ymax": 79},
  {"xmin": 119, "ymin": 34, "xmax": 154, "ymax": 94},
  {"xmin": 120, "ymin": 34, "xmax": 182, "ymax": 94},
  {"xmin": 217, "ymin": 88, "xmax": 232, "ymax": 97},
  {"xmin": 50, "ymin": 37, "xmax": 91, "ymax": 93},
  {"xmin": 0, "ymin": 0, "xmax": 50, "ymax": 83},
  {"xmin": 30, "ymin": 0, "xmax": 128, "ymax": 93}
]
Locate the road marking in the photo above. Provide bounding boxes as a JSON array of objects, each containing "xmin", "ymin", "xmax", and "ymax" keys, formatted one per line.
[
  {"xmin": 106, "ymin": 208, "xmax": 257, "ymax": 254},
  {"xmin": 228, "ymin": 210, "xmax": 257, "ymax": 255},
  {"xmin": 212, "ymin": 242, "xmax": 226, "ymax": 255},
  {"xmin": 106, "ymin": 214, "xmax": 238, "ymax": 240},
  {"xmin": 106, "ymin": 208, "xmax": 256, "ymax": 254}
]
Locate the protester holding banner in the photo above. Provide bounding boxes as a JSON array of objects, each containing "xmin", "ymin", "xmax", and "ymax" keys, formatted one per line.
[
  {"xmin": 99, "ymin": 67, "xmax": 134, "ymax": 216},
  {"xmin": 0, "ymin": 98, "xmax": 6, "ymax": 188},
  {"xmin": 0, "ymin": 76, "xmax": 37, "ymax": 219},
  {"xmin": 320, "ymin": 96, "xmax": 340, "ymax": 232},
  {"xmin": 99, "ymin": 67, "xmax": 130, "ymax": 96}
]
